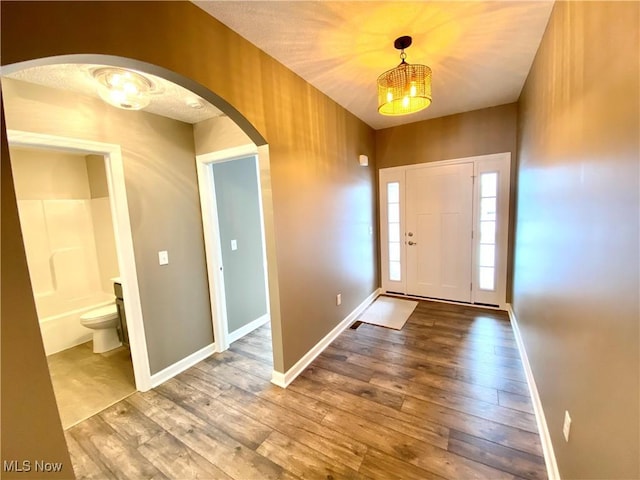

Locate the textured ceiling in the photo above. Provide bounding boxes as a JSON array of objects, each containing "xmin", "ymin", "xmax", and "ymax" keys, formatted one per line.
[
  {"xmin": 3, "ymin": 2, "xmax": 554, "ymax": 130},
  {"xmin": 4, "ymin": 64, "xmax": 224, "ymax": 124},
  {"xmin": 195, "ymin": 1, "xmax": 554, "ymax": 130}
]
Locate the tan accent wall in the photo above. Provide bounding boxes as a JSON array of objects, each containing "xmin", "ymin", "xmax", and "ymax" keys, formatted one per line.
[
  {"xmin": 1, "ymin": 102, "xmax": 74, "ymax": 478},
  {"xmin": 514, "ymin": 2, "xmax": 639, "ymax": 478},
  {"xmin": 376, "ymin": 103, "xmax": 518, "ymax": 300},
  {"xmin": 3, "ymin": 78, "xmax": 214, "ymax": 375}
]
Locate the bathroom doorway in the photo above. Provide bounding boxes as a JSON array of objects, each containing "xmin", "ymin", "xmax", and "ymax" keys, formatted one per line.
[{"xmin": 7, "ymin": 130, "xmax": 149, "ymax": 427}]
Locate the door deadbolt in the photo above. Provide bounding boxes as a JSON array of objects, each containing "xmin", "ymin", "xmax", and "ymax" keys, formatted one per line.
[{"xmin": 407, "ymin": 232, "xmax": 414, "ymax": 237}]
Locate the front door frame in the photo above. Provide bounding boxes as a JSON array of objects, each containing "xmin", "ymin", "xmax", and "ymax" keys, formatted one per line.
[{"xmin": 379, "ymin": 152, "xmax": 511, "ymax": 308}]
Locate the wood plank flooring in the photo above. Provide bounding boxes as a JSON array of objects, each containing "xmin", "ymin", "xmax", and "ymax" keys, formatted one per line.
[{"xmin": 65, "ymin": 298, "xmax": 547, "ymax": 479}]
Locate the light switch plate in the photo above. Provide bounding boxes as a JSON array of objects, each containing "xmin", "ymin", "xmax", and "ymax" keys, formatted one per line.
[
  {"xmin": 158, "ymin": 250, "xmax": 169, "ymax": 265},
  {"xmin": 231, "ymin": 239, "xmax": 238, "ymax": 251}
]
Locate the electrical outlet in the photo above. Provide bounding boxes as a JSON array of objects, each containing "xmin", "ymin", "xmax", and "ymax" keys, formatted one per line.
[
  {"xmin": 336, "ymin": 293, "xmax": 342, "ymax": 306},
  {"xmin": 563, "ymin": 410, "xmax": 571, "ymax": 442}
]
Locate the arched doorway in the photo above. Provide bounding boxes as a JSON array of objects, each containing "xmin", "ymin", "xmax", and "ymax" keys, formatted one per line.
[{"xmin": 2, "ymin": 55, "xmax": 282, "ymax": 421}]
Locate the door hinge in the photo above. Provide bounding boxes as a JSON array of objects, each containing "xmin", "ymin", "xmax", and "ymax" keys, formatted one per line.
[{"xmin": 470, "ymin": 282, "xmax": 473, "ymax": 291}]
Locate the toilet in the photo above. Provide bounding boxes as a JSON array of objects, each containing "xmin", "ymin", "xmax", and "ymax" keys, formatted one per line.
[{"xmin": 80, "ymin": 304, "xmax": 122, "ymax": 353}]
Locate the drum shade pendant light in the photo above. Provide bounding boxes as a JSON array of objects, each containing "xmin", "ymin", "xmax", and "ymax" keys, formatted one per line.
[{"xmin": 377, "ymin": 36, "xmax": 432, "ymax": 116}]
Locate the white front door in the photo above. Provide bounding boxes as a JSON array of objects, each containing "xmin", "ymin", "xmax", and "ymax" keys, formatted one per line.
[
  {"xmin": 405, "ymin": 163, "xmax": 474, "ymax": 302},
  {"xmin": 380, "ymin": 153, "xmax": 510, "ymax": 307}
]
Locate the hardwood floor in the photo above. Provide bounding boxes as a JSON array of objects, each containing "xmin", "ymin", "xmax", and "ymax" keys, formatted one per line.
[{"xmin": 65, "ymin": 298, "xmax": 547, "ymax": 479}]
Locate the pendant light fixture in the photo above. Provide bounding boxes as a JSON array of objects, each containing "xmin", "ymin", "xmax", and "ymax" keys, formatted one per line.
[{"xmin": 377, "ymin": 36, "xmax": 432, "ymax": 116}]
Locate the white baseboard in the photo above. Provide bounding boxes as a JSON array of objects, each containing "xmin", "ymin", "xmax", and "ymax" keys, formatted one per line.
[
  {"xmin": 271, "ymin": 288, "xmax": 381, "ymax": 388},
  {"xmin": 506, "ymin": 304, "xmax": 560, "ymax": 480},
  {"xmin": 150, "ymin": 343, "xmax": 216, "ymax": 388},
  {"xmin": 228, "ymin": 314, "xmax": 270, "ymax": 344}
]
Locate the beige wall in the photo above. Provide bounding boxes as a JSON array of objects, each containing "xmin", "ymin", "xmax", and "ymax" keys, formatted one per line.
[
  {"xmin": 10, "ymin": 148, "xmax": 90, "ymax": 199},
  {"xmin": 1, "ymin": 0, "xmax": 378, "ymax": 468},
  {"xmin": 376, "ymin": 103, "xmax": 518, "ymax": 300},
  {"xmin": 86, "ymin": 154, "xmax": 109, "ymax": 199},
  {"xmin": 514, "ymin": 2, "xmax": 639, "ymax": 478},
  {"xmin": 3, "ymin": 78, "xmax": 214, "ymax": 375},
  {"xmin": 376, "ymin": 103, "xmax": 517, "ymax": 169},
  {"xmin": 194, "ymin": 116, "xmax": 253, "ymax": 155},
  {"xmin": 86, "ymin": 155, "xmax": 119, "ymax": 293}
]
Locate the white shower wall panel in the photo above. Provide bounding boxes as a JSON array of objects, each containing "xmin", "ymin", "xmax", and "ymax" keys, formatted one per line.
[
  {"xmin": 18, "ymin": 198, "xmax": 104, "ymax": 319},
  {"xmin": 44, "ymin": 199, "xmax": 98, "ymax": 253},
  {"xmin": 16, "ymin": 200, "xmax": 53, "ymax": 295}
]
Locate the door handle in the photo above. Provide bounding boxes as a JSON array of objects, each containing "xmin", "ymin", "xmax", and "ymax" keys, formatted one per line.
[{"xmin": 408, "ymin": 241, "xmax": 417, "ymax": 246}]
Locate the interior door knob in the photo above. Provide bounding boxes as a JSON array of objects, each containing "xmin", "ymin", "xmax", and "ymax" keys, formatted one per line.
[{"xmin": 408, "ymin": 241, "xmax": 417, "ymax": 246}]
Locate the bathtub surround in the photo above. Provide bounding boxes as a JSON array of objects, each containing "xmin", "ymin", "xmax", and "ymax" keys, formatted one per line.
[{"xmin": 10, "ymin": 147, "xmax": 119, "ymax": 355}]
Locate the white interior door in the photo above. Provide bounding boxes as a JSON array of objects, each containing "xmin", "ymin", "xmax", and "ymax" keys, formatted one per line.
[{"xmin": 405, "ymin": 163, "xmax": 473, "ymax": 302}]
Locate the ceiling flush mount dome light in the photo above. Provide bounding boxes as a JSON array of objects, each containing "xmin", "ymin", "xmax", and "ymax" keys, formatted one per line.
[
  {"xmin": 377, "ymin": 36, "xmax": 432, "ymax": 116},
  {"xmin": 92, "ymin": 67, "xmax": 155, "ymax": 110}
]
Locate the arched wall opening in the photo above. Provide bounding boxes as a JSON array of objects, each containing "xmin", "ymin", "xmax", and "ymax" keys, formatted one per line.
[{"xmin": 2, "ymin": 54, "xmax": 284, "ymax": 383}]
